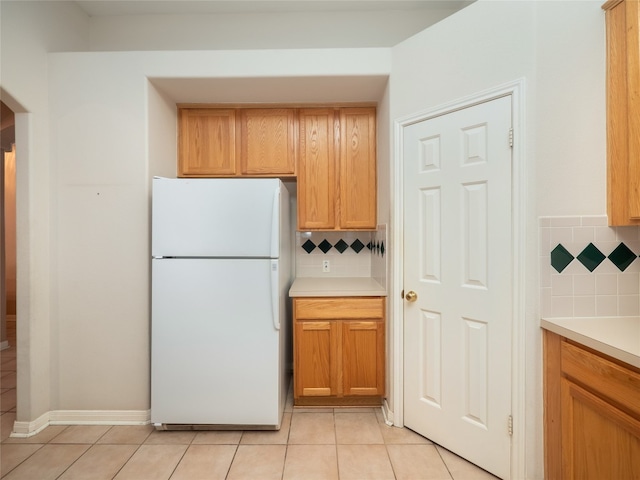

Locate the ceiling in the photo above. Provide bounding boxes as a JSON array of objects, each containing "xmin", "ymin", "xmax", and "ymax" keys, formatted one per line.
[
  {"xmin": 75, "ymin": 1, "xmax": 473, "ymax": 17},
  {"xmin": 69, "ymin": 1, "xmax": 474, "ymax": 103}
]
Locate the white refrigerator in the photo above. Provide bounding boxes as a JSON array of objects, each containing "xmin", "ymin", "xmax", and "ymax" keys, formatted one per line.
[{"xmin": 151, "ymin": 177, "xmax": 291, "ymax": 429}]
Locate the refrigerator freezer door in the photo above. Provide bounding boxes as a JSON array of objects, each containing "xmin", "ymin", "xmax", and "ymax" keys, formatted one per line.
[
  {"xmin": 152, "ymin": 177, "xmax": 283, "ymax": 258},
  {"xmin": 151, "ymin": 257, "xmax": 283, "ymax": 426}
]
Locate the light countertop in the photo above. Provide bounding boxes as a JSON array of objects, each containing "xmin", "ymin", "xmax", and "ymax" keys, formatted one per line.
[
  {"xmin": 541, "ymin": 316, "xmax": 640, "ymax": 369},
  {"xmin": 289, "ymin": 277, "xmax": 387, "ymax": 297}
]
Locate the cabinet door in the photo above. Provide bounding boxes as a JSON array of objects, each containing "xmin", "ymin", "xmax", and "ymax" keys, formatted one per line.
[
  {"xmin": 178, "ymin": 109, "xmax": 237, "ymax": 176},
  {"xmin": 239, "ymin": 108, "xmax": 296, "ymax": 176},
  {"xmin": 339, "ymin": 108, "xmax": 377, "ymax": 229},
  {"xmin": 297, "ymin": 108, "xmax": 337, "ymax": 229},
  {"xmin": 342, "ymin": 320, "xmax": 385, "ymax": 397},
  {"xmin": 294, "ymin": 320, "xmax": 339, "ymax": 398},
  {"xmin": 603, "ymin": 0, "xmax": 640, "ymax": 225},
  {"xmin": 561, "ymin": 378, "xmax": 640, "ymax": 479}
]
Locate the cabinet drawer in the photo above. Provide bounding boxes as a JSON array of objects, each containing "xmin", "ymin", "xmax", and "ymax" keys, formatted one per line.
[
  {"xmin": 561, "ymin": 341, "xmax": 640, "ymax": 417},
  {"xmin": 294, "ymin": 297, "xmax": 384, "ymax": 320}
]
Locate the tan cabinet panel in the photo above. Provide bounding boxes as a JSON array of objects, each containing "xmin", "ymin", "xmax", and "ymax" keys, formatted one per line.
[
  {"xmin": 293, "ymin": 297, "xmax": 385, "ymax": 406},
  {"xmin": 178, "ymin": 109, "xmax": 236, "ymax": 177},
  {"xmin": 297, "ymin": 107, "xmax": 377, "ymax": 231},
  {"xmin": 297, "ymin": 108, "xmax": 337, "ymax": 229},
  {"xmin": 239, "ymin": 108, "xmax": 296, "ymax": 176},
  {"xmin": 544, "ymin": 329, "xmax": 640, "ymax": 479},
  {"xmin": 561, "ymin": 379, "xmax": 640, "ymax": 479},
  {"xmin": 339, "ymin": 108, "xmax": 377, "ymax": 230},
  {"xmin": 342, "ymin": 321, "xmax": 385, "ymax": 397},
  {"xmin": 294, "ymin": 321, "xmax": 340, "ymax": 398},
  {"xmin": 603, "ymin": 0, "xmax": 640, "ymax": 225}
]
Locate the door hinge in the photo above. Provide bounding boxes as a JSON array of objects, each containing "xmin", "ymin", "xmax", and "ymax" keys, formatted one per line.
[
  {"xmin": 508, "ymin": 415, "xmax": 513, "ymax": 436},
  {"xmin": 509, "ymin": 128, "xmax": 514, "ymax": 148}
]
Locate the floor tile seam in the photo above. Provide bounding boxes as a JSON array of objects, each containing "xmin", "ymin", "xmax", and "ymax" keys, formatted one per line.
[
  {"xmin": 433, "ymin": 445, "xmax": 455, "ymax": 480},
  {"xmin": 102, "ymin": 442, "xmax": 145, "ymax": 480},
  {"xmin": 220, "ymin": 443, "xmax": 240, "ymax": 480},
  {"xmin": 49, "ymin": 443, "xmax": 95, "ymax": 480},
  {"xmin": 94, "ymin": 425, "xmax": 115, "ymax": 445},
  {"xmin": 0, "ymin": 441, "xmax": 46, "ymax": 478},
  {"xmin": 166, "ymin": 442, "xmax": 192, "ymax": 480},
  {"xmin": 382, "ymin": 441, "xmax": 400, "ymax": 480}
]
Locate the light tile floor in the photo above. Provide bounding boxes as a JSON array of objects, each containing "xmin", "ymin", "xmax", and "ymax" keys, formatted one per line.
[{"xmin": 0, "ymin": 324, "xmax": 497, "ymax": 480}]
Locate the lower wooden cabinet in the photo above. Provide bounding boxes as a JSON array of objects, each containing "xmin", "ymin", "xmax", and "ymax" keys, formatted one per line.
[
  {"xmin": 293, "ymin": 297, "xmax": 385, "ymax": 406},
  {"xmin": 544, "ymin": 330, "xmax": 640, "ymax": 479}
]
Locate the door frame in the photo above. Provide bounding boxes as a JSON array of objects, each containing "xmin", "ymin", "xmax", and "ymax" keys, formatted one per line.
[{"xmin": 391, "ymin": 79, "xmax": 527, "ymax": 479}]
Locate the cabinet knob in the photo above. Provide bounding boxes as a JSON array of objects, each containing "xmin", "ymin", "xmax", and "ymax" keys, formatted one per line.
[{"xmin": 405, "ymin": 291, "xmax": 418, "ymax": 302}]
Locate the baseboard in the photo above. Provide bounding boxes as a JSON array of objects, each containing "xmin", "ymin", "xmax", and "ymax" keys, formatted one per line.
[
  {"xmin": 10, "ymin": 410, "xmax": 151, "ymax": 437},
  {"xmin": 49, "ymin": 410, "xmax": 151, "ymax": 425},
  {"xmin": 10, "ymin": 411, "xmax": 51, "ymax": 438},
  {"xmin": 382, "ymin": 399, "xmax": 394, "ymax": 426}
]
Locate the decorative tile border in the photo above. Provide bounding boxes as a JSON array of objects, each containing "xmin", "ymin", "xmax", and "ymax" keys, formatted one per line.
[
  {"xmin": 300, "ymin": 237, "xmax": 384, "ymax": 256},
  {"xmin": 540, "ymin": 216, "xmax": 640, "ymax": 318},
  {"xmin": 551, "ymin": 242, "xmax": 638, "ymax": 273},
  {"xmin": 294, "ymin": 229, "xmax": 387, "ymax": 278}
]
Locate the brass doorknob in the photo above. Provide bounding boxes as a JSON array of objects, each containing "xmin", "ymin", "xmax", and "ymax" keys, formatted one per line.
[{"xmin": 405, "ymin": 290, "xmax": 418, "ymax": 302}]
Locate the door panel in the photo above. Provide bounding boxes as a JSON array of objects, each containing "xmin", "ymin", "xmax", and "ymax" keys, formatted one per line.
[{"xmin": 403, "ymin": 96, "xmax": 513, "ymax": 479}]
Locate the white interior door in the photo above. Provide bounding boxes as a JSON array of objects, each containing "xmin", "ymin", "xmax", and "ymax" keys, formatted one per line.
[{"xmin": 403, "ymin": 95, "xmax": 513, "ymax": 479}]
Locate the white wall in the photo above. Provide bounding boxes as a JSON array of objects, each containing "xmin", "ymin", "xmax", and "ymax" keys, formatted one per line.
[
  {"xmin": 535, "ymin": 1, "xmax": 606, "ymax": 216},
  {"xmin": 0, "ymin": 0, "xmax": 89, "ymax": 423},
  {"xmin": 389, "ymin": 1, "xmax": 607, "ymax": 478},
  {"xmin": 87, "ymin": 8, "xmax": 462, "ymax": 51},
  {"xmin": 47, "ymin": 49, "xmax": 391, "ymax": 412}
]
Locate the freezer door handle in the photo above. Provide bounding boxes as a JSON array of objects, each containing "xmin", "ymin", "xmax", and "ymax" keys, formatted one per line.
[
  {"xmin": 270, "ymin": 261, "xmax": 280, "ymax": 330},
  {"xmin": 270, "ymin": 186, "xmax": 280, "ymax": 259}
]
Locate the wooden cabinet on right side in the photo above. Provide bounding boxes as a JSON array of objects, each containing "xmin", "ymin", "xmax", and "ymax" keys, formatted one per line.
[
  {"xmin": 297, "ymin": 107, "xmax": 376, "ymax": 231},
  {"xmin": 602, "ymin": 0, "xmax": 640, "ymax": 225},
  {"xmin": 544, "ymin": 329, "xmax": 640, "ymax": 479}
]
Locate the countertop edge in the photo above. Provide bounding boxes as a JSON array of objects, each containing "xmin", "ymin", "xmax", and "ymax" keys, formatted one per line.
[
  {"xmin": 541, "ymin": 317, "xmax": 640, "ymax": 370},
  {"xmin": 289, "ymin": 277, "xmax": 387, "ymax": 298}
]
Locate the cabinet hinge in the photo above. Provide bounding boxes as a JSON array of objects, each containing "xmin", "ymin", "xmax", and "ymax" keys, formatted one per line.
[
  {"xmin": 509, "ymin": 128, "xmax": 514, "ymax": 148},
  {"xmin": 508, "ymin": 415, "xmax": 513, "ymax": 436}
]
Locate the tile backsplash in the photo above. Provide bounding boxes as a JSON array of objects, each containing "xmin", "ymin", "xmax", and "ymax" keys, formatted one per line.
[
  {"xmin": 295, "ymin": 225, "xmax": 387, "ymax": 285},
  {"xmin": 540, "ymin": 216, "xmax": 640, "ymax": 318}
]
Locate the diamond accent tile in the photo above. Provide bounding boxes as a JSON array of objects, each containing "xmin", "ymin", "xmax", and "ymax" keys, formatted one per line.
[
  {"xmin": 576, "ymin": 243, "xmax": 605, "ymax": 272},
  {"xmin": 350, "ymin": 239, "xmax": 365, "ymax": 253},
  {"xmin": 608, "ymin": 242, "xmax": 637, "ymax": 271},
  {"xmin": 318, "ymin": 239, "xmax": 332, "ymax": 254},
  {"xmin": 366, "ymin": 242, "xmax": 373, "ymax": 250},
  {"xmin": 551, "ymin": 244, "xmax": 574, "ymax": 273},
  {"xmin": 380, "ymin": 242, "xmax": 385, "ymax": 256},
  {"xmin": 334, "ymin": 239, "xmax": 348, "ymax": 254},
  {"xmin": 302, "ymin": 239, "xmax": 316, "ymax": 254}
]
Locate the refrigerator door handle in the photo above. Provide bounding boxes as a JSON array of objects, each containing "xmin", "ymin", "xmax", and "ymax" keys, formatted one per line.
[
  {"xmin": 270, "ymin": 186, "xmax": 280, "ymax": 259},
  {"xmin": 270, "ymin": 261, "xmax": 280, "ymax": 331}
]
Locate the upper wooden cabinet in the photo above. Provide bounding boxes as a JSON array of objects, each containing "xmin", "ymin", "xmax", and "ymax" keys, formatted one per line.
[
  {"xmin": 339, "ymin": 108, "xmax": 377, "ymax": 230},
  {"xmin": 178, "ymin": 108, "xmax": 237, "ymax": 177},
  {"xmin": 602, "ymin": 0, "xmax": 640, "ymax": 225},
  {"xmin": 178, "ymin": 107, "xmax": 296, "ymax": 178},
  {"xmin": 297, "ymin": 108, "xmax": 337, "ymax": 230},
  {"xmin": 239, "ymin": 108, "xmax": 296, "ymax": 176},
  {"xmin": 298, "ymin": 107, "xmax": 377, "ymax": 231}
]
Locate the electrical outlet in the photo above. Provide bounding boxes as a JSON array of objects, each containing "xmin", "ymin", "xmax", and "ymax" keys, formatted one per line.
[{"xmin": 322, "ymin": 260, "xmax": 330, "ymax": 273}]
